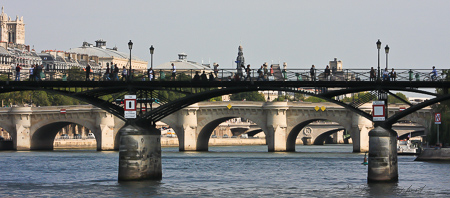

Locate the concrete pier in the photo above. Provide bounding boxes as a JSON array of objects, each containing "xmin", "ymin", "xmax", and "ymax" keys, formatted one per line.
[
  {"xmin": 118, "ymin": 124, "xmax": 162, "ymax": 181},
  {"xmin": 367, "ymin": 126, "xmax": 398, "ymax": 182}
]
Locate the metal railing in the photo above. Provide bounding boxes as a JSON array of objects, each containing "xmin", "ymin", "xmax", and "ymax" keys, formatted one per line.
[{"xmin": 1, "ymin": 68, "xmax": 448, "ymax": 82}]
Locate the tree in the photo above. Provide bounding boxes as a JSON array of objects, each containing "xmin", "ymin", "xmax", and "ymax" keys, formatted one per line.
[
  {"xmin": 388, "ymin": 92, "xmax": 408, "ymax": 104},
  {"xmin": 294, "ymin": 93, "xmax": 306, "ymax": 101},
  {"xmin": 303, "ymin": 96, "xmax": 327, "ymax": 103},
  {"xmin": 230, "ymin": 91, "xmax": 265, "ymax": 101},
  {"xmin": 273, "ymin": 95, "xmax": 287, "ymax": 102}
]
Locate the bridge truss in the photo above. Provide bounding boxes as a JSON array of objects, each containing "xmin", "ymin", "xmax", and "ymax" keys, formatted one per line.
[{"xmin": 0, "ymin": 80, "xmax": 449, "ymax": 128}]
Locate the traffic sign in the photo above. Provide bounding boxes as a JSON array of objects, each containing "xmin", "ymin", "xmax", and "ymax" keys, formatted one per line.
[
  {"xmin": 435, "ymin": 113, "xmax": 441, "ymax": 124},
  {"xmin": 60, "ymin": 109, "xmax": 66, "ymax": 114},
  {"xmin": 372, "ymin": 101, "xmax": 385, "ymax": 121},
  {"xmin": 124, "ymin": 95, "xmax": 136, "ymax": 118},
  {"xmin": 399, "ymin": 107, "xmax": 405, "ymax": 111}
]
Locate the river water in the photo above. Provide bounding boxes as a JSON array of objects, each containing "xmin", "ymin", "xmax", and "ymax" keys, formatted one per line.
[{"xmin": 0, "ymin": 145, "xmax": 449, "ymax": 197}]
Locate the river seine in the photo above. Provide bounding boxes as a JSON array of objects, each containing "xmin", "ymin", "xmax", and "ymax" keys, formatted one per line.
[{"xmin": 0, "ymin": 145, "xmax": 449, "ymax": 197}]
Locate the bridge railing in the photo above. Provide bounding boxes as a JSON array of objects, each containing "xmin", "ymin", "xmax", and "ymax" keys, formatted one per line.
[{"xmin": 1, "ymin": 68, "xmax": 448, "ymax": 82}]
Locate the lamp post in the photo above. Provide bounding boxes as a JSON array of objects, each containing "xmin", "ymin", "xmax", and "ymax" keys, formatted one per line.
[
  {"xmin": 385, "ymin": 45, "xmax": 390, "ymax": 70},
  {"xmin": 376, "ymin": 39, "xmax": 381, "ymax": 81},
  {"xmin": 128, "ymin": 40, "xmax": 133, "ymax": 81},
  {"xmin": 149, "ymin": 45, "xmax": 154, "ymax": 72},
  {"xmin": 149, "ymin": 45, "xmax": 155, "ymax": 125}
]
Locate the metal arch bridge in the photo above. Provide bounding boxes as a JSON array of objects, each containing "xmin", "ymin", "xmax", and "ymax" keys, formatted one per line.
[{"xmin": 1, "ymin": 79, "xmax": 449, "ymax": 128}]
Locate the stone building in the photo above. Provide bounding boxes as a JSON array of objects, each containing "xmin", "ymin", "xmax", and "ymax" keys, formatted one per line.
[
  {"xmin": 0, "ymin": 6, "xmax": 25, "ymax": 45},
  {"xmin": 67, "ymin": 40, "xmax": 148, "ymax": 71},
  {"xmin": 153, "ymin": 53, "xmax": 213, "ymax": 76},
  {"xmin": 329, "ymin": 58, "xmax": 342, "ymax": 73}
]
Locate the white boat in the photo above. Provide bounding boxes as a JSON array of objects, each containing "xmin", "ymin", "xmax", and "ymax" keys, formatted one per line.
[{"xmin": 397, "ymin": 140, "xmax": 421, "ymax": 155}]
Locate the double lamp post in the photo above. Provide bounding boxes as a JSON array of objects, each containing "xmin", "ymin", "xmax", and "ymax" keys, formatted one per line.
[
  {"xmin": 127, "ymin": 40, "xmax": 155, "ymax": 82},
  {"xmin": 376, "ymin": 39, "xmax": 390, "ymax": 81}
]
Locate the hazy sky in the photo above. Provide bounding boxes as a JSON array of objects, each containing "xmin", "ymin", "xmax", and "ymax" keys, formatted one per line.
[{"xmin": 3, "ymin": 1, "xmax": 450, "ymax": 71}]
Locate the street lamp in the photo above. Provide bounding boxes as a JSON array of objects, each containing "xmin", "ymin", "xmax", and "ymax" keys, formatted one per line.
[
  {"xmin": 376, "ymin": 39, "xmax": 381, "ymax": 81},
  {"xmin": 149, "ymin": 45, "xmax": 154, "ymax": 71},
  {"xmin": 128, "ymin": 40, "xmax": 133, "ymax": 81},
  {"xmin": 149, "ymin": 45, "xmax": 155, "ymax": 125},
  {"xmin": 385, "ymin": 45, "xmax": 390, "ymax": 70}
]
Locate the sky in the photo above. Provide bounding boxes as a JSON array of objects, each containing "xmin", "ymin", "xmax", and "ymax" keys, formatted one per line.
[{"xmin": 3, "ymin": 1, "xmax": 450, "ymax": 72}]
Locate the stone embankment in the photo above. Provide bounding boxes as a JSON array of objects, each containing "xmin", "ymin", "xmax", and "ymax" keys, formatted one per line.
[
  {"xmin": 52, "ymin": 138, "xmax": 306, "ymax": 149},
  {"xmin": 161, "ymin": 137, "xmax": 268, "ymax": 147},
  {"xmin": 415, "ymin": 148, "xmax": 450, "ymax": 161},
  {"xmin": 54, "ymin": 139, "xmax": 96, "ymax": 149}
]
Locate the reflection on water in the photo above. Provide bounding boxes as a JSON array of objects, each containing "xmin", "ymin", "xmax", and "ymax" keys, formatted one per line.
[{"xmin": 0, "ymin": 145, "xmax": 449, "ymax": 197}]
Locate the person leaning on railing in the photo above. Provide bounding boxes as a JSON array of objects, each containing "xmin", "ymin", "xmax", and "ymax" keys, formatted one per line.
[
  {"xmin": 390, "ymin": 68, "xmax": 396, "ymax": 81},
  {"xmin": 324, "ymin": 65, "xmax": 331, "ymax": 81},
  {"xmin": 310, "ymin": 65, "xmax": 316, "ymax": 81},
  {"xmin": 382, "ymin": 68, "xmax": 390, "ymax": 81},
  {"xmin": 15, "ymin": 64, "xmax": 21, "ymax": 81},
  {"xmin": 370, "ymin": 67, "xmax": 376, "ymax": 81}
]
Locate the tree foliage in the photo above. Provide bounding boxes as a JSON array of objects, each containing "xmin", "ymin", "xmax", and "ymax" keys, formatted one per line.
[
  {"xmin": 0, "ymin": 90, "xmax": 84, "ymax": 107},
  {"xmin": 428, "ymin": 77, "xmax": 450, "ymax": 146},
  {"xmin": 303, "ymin": 96, "xmax": 328, "ymax": 103},
  {"xmin": 388, "ymin": 92, "xmax": 408, "ymax": 104},
  {"xmin": 230, "ymin": 91, "xmax": 265, "ymax": 101}
]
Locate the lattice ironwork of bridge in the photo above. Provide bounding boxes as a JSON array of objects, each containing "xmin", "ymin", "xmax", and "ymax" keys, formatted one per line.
[{"xmin": 1, "ymin": 80, "xmax": 449, "ymax": 128}]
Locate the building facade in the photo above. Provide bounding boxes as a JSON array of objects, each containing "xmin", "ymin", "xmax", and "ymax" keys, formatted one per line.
[
  {"xmin": 67, "ymin": 40, "xmax": 148, "ymax": 71},
  {"xmin": 0, "ymin": 6, "xmax": 25, "ymax": 45}
]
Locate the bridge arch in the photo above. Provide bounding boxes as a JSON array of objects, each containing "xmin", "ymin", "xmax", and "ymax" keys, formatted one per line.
[
  {"xmin": 30, "ymin": 120, "xmax": 97, "ymax": 150},
  {"xmin": 286, "ymin": 111, "xmax": 353, "ymax": 152},
  {"xmin": 313, "ymin": 128, "xmax": 346, "ymax": 145},
  {"xmin": 398, "ymin": 130, "xmax": 424, "ymax": 140},
  {"xmin": 196, "ymin": 115, "xmax": 268, "ymax": 151}
]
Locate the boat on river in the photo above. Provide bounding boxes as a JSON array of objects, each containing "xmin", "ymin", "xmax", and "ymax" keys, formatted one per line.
[{"xmin": 397, "ymin": 140, "xmax": 421, "ymax": 155}]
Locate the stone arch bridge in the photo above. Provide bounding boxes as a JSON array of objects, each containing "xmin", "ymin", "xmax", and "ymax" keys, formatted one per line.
[{"xmin": 0, "ymin": 102, "xmax": 431, "ymax": 152}]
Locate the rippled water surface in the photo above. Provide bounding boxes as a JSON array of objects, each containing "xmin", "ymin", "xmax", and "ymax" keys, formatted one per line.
[{"xmin": 1, "ymin": 145, "xmax": 449, "ymax": 197}]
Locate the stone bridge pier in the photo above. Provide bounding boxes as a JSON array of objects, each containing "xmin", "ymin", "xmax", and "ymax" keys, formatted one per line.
[
  {"xmin": 12, "ymin": 107, "xmax": 32, "ymax": 150},
  {"xmin": 265, "ymin": 102, "xmax": 288, "ymax": 152},
  {"xmin": 350, "ymin": 113, "xmax": 373, "ymax": 153},
  {"xmin": 169, "ymin": 104, "xmax": 199, "ymax": 151}
]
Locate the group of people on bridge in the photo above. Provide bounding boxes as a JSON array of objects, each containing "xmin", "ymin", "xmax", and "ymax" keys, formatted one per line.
[
  {"xmin": 14, "ymin": 64, "xmax": 45, "ymax": 81},
  {"xmin": 9, "ymin": 62, "xmax": 442, "ymax": 82}
]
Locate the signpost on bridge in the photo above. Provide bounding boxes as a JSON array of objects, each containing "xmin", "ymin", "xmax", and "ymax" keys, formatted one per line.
[
  {"xmin": 372, "ymin": 101, "xmax": 385, "ymax": 121},
  {"xmin": 124, "ymin": 95, "xmax": 137, "ymax": 119},
  {"xmin": 435, "ymin": 113, "xmax": 441, "ymax": 145}
]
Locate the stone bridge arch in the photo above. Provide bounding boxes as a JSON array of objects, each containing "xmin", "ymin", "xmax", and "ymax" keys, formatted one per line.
[
  {"xmin": 30, "ymin": 117, "xmax": 98, "ymax": 150},
  {"xmin": 0, "ymin": 119, "xmax": 15, "ymax": 141},
  {"xmin": 313, "ymin": 128, "xmax": 346, "ymax": 145},
  {"xmin": 286, "ymin": 107, "xmax": 355, "ymax": 151},
  {"xmin": 184, "ymin": 102, "xmax": 268, "ymax": 151},
  {"xmin": 0, "ymin": 106, "xmax": 118, "ymax": 151},
  {"xmin": 287, "ymin": 103, "xmax": 375, "ymax": 152}
]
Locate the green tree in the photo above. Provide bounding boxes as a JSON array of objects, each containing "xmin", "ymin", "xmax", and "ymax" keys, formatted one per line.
[
  {"xmin": 67, "ymin": 67, "xmax": 85, "ymax": 81},
  {"xmin": 294, "ymin": 93, "xmax": 306, "ymax": 101},
  {"xmin": 273, "ymin": 95, "xmax": 286, "ymax": 102},
  {"xmin": 388, "ymin": 92, "xmax": 408, "ymax": 104},
  {"xmin": 341, "ymin": 92, "xmax": 376, "ymax": 103},
  {"xmin": 230, "ymin": 91, "xmax": 265, "ymax": 101},
  {"xmin": 304, "ymin": 96, "xmax": 328, "ymax": 103}
]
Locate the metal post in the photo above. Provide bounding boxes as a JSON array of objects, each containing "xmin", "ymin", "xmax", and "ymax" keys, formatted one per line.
[
  {"xmin": 129, "ymin": 49, "xmax": 132, "ymax": 81},
  {"xmin": 376, "ymin": 39, "xmax": 381, "ymax": 81},
  {"xmin": 385, "ymin": 45, "xmax": 390, "ymax": 71},
  {"xmin": 437, "ymin": 125, "xmax": 439, "ymax": 145},
  {"xmin": 150, "ymin": 90, "xmax": 153, "ymax": 126}
]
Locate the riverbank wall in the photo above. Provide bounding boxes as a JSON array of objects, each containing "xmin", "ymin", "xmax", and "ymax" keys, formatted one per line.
[
  {"xmin": 52, "ymin": 137, "xmax": 273, "ymax": 149},
  {"xmin": 415, "ymin": 148, "xmax": 450, "ymax": 161}
]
